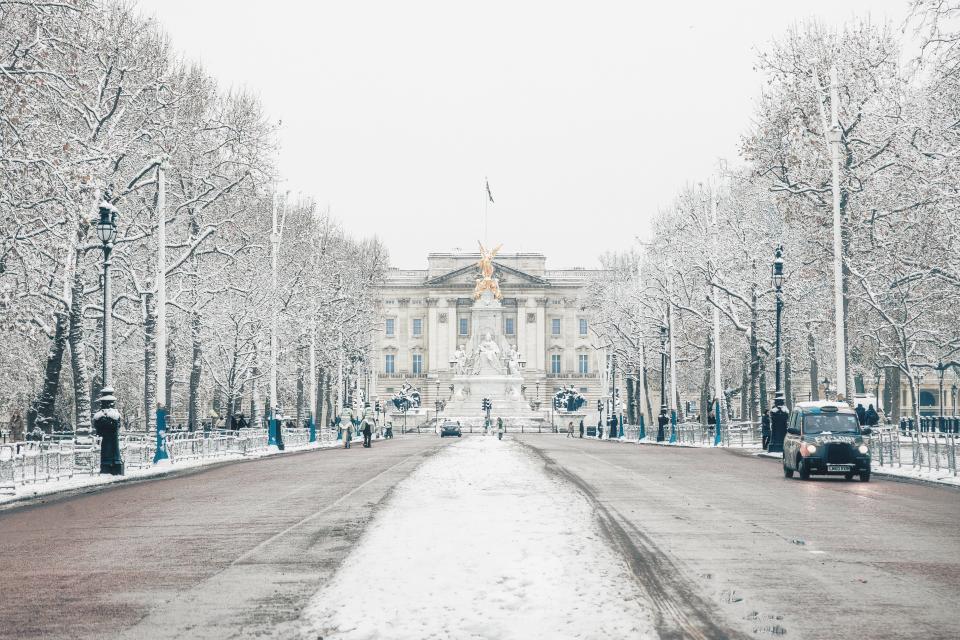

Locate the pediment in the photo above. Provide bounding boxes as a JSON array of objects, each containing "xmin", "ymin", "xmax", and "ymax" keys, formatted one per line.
[{"xmin": 425, "ymin": 261, "xmax": 550, "ymax": 288}]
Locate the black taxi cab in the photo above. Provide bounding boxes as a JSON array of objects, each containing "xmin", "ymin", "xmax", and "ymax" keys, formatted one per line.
[{"xmin": 782, "ymin": 401, "xmax": 871, "ymax": 482}]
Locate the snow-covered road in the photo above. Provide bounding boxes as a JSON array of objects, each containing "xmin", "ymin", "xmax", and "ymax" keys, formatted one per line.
[{"xmin": 302, "ymin": 435, "xmax": 656, "ymax": 639}]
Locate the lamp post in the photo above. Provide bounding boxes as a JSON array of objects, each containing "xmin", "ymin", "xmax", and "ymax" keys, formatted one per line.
[
  {"xmin": 657, "ymin": 322, "xmax": 669, "ymax": 442},
  {"xmin": 768, "ymin": 245, "xmax": 788, "ymax": 453},
  {"xmin": 92, "ymin": 194, "xmax": 123, "ymax": 475}
]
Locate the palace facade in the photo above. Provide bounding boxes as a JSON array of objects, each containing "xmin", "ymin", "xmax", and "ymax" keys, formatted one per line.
[{"xmin": 371, "ymin": 252, "xmax": 616, "ymax": 419}]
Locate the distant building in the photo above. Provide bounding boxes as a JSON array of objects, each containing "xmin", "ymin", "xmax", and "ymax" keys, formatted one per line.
[{"xmin": 371, "ymin": 252, "xmax": 620, "ymax": 421}]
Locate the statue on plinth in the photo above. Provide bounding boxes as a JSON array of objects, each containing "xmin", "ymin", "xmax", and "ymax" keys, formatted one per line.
[
  {"xmin": 477, "ymin": 332, "xmax": 502, "ymax": 372},
  {"xmin": 506, "ymin": 344, "xmax": 522, "ymax": 375},
  {"xmin": 473, "ymin": 241, "xmax": 503, "ymax": 300}
]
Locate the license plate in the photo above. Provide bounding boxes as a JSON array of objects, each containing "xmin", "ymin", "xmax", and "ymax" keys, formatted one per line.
[{"xmin": 827, "ymin": 465, "xmax": 852, "ymax": 472}]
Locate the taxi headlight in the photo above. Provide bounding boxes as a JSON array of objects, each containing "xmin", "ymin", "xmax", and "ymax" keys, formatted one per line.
[
  {"xmin": 858, "ymin": 444, "xmax": 869, "ymax": 455},
  {"xmin": 804, "ymin": 443, "xmax": 817, "ymax": 455}
]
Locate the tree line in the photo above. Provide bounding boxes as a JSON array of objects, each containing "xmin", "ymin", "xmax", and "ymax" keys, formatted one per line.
[
  {"xmin": 0, "ymin": 0, "xmax": 385, "ymax": 437},
  {"xmin": 587, "ymin": 3, "xmax": 960, "ymax": 426}
]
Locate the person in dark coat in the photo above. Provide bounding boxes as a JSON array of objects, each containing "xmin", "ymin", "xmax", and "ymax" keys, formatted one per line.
[
  {"xmin": 579, "ymin": 419, "xmax": 584, "ymax": 438},
  {"xmin": 865, "ymin": 404, "xmax": 880, "ymax": 428},
  {"xmin": 855, "ymin": 404, "xmax": 866, "ymax": 426},
  {"xmin": 761, "ymin": 409, "xmax": 771, "ymax": 450},
  {"xmin": 597, "ymin": 420, "xmax": 603, "ymax": 440}
]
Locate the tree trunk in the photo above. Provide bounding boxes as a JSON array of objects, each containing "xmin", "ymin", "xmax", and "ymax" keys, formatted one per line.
[
  {"xmin": 701, "ymin": 333, "xmax": 712, "ymax": 425},
  {"xmin": 784, "ymin": 347, "xmax": 793, "ymax": 409},
  {"xmin": 68, "ymin": 269, "xmax": 91, "ymax": 434},
  {"xmin": 188, "ymin": 310, "xmax": 202, "ymax": 429},
  {"xmin": 758, "ymin": 357, "xmax": 769, "ymax": 415},
  {"xmin": 884, "ymin": 366, "xmax": 901, "ymax": 423},
  {"xmin": 143, "ymin": 292, "xmax": 157, "ymax": 432},
  {"xmin": 29, "ymin": 311, "xmax": 69, "ymax": 433},
  {"xmin": 250, "ymin": 365, "xmax": 259, "ymax": 427},
  {"xmin": 807, "ymin": 330, "xmax": 819, "ymax": 401},
  {"xmin": 626, "ymin": 376, "xmax": 635, "ymax": 425},
  {"xmin": 165, "ymin": 343, "xmax": 176, "ymax": 413},
  {"xmin": 296, "ymin": 346, "xmax": 305, "ymax": 427},
  {"xmin": 740, "ymin": 358, "xmax": 749, "ymax": 421}
]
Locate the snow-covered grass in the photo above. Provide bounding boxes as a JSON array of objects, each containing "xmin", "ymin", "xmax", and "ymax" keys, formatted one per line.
[
  {"xmin": 302, "ymin": 435, "xmax": 656, "ymax": 640},
  {"xmin": 0, "ymin": 438, "xmax": 341, "ymax": 508}
]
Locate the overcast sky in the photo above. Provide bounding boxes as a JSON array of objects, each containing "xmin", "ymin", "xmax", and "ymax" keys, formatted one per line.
[{"xmin": 136, "ymin": 0, "xmax": 910, "ymax": 269}]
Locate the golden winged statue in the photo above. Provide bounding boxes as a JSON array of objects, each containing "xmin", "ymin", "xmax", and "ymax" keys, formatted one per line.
[{"xmin": 474, "ymin": 241, "xmax": 503, "ymax": 300}]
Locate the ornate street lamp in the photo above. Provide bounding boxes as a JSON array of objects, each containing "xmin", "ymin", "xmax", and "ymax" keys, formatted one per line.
[
  {"xmin": 657, "ymin": 321, "xmax": 669, "ymax": 442},
  {"xmin": 768, "ymin": 245, "xmax": 789, "ymax": 453},
  {"xmin": 91, "ymin": 194, "xmax": 123, "ymax": 474}
]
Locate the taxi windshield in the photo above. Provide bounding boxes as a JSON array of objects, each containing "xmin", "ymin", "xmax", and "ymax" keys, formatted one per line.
[{"xmin": 802, "ymin": 412, "xmax": 859, "ymax": 434}]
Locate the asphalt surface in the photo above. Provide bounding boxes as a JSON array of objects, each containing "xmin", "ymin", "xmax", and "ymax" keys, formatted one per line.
[
  {"xmin": 517, "ymin": 436, "xmax": 960, "ymax": 640},
  {"xmin": 0, "ymin": 437, "xmax": 448, "ymax": 640},
  {"xmin": 2, "ymin": 435, "xmax": 958, "ymax": 640}
]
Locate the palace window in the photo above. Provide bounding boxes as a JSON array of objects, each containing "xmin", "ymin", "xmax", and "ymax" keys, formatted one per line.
[
  {"xmin": 412, "ymin": 353, "xmax": 423, "ymax": 375},
  {"xmin": 459, "ymin": 317, "xmax": 469, "ymax": 336},
  {"xmin": 551, "ymin": 318, "xmax": 561, "ymax": 335},
  {"xmin": 385, "ymin": 318, "xmax": 395, "ymax": 336},
  {"xmin": 578, "ymin": 354, "xmax": 589, "ymax": 374},
  {"xmin": 579, "ymin": 318, "xmax": 588, "ymax": 336},
  {"xmin": 385, "ymin": 354, "xmax": 395, "ymax": 374},
  {"xmin": 505, "ymin": 317, "xmax": 515, "ymax": 335},
  {"xmin": 412, "ymin": 318, "xmax": 423, "ymax": 337},
  {"xmin": 551, "ymin": 354, "xmax": 561, "ymax": 374}
]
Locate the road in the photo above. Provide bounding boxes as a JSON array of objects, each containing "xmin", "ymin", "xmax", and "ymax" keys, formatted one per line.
[
  {"xmin": 0, "ymin": 437, "xmax": 448, "ymax": 640},
  {"xmin": 516, "ymin": 436, "xmax": 960, "ymax": 640},
  {"xmin": 1, "ymin": 435, "xmax": 957, "ymax": 640}
]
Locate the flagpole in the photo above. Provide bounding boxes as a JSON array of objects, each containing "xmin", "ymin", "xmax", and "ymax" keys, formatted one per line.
[{"xmin": 484, "ymin": 177, "xmax": 488, "ymax": 245}]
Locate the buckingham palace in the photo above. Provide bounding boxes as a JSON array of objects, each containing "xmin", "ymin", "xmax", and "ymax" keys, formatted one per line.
[{"xmin": 370, "ymin": 250, "xmax": 618, "ymax": 423}]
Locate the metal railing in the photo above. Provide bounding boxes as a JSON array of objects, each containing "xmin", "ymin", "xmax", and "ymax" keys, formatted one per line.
[
  {"xmin": 869, "ymin": 427, "xmax": 958, "ymax": 476},
  {"xmin": 0, "ymin": 427, "xmax": 319, "ymax": 494}
]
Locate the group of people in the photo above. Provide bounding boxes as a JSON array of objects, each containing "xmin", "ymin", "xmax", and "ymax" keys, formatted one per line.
[
  {"xmin": 565, "ymin": 416, "xmax": 621, "ymax": 439},
  {"xmin": 336, "ymin": 402, "xmax": 377, "ymax": 449}
]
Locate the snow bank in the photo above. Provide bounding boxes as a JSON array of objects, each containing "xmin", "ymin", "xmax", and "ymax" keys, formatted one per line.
[
  {"xmin": 755, "ymin": 450, "xmax": 960, "ymax": 486},
  {"xmin": 0, "ymin": 439, "xmax": 339, "ymax": 507},
  {"xmin": 302, "ymin": 435, "xmax": 655, "ymax": 639}
]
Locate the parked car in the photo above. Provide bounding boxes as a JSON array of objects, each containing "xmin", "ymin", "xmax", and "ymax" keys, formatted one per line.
[
  {"xmin": 783, "ymin": 401, "xmax": 871, "ymax": 482},
  {"xmin": 439, "ymin": 421, "xmax": 462, "ymax": 438}
]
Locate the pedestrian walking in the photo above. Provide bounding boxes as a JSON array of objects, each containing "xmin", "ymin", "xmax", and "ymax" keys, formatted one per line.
[
  {"xmin": 579, "ymin": 419, "xmax": 584, "ymax": 438},
  {"xmin": 497, "ymin": 419, "xmax": 504, "ymax": 440},
  {"xmin": 567, "ymin": 421, "xmax": 574, "ymax": 438},
  {"xmin": 865, "ymin": 404, "xmax": 880, "ymax": 428},
  {"xmin": 855, "ymin": 403, "xmax": 867, "ymax": 426},
  {"xmin": 761, "ymin": 409, "xmax": 771, "ymax": 450},
  {"xmin": 341, "ymin": 404, "xmax": 353, "ymax": 449},
  {"xmin": 597, "ymin": 420, "xmax": 603, "ymax": 440},
  {"xmin": 361, "ymin": 403, "xmax": 375, "ymax": 447}
]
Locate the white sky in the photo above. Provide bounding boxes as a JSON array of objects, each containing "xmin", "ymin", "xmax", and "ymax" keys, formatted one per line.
[{"xmin": 135, "ymin": 0, "xmax": 910, "ymax": 269}]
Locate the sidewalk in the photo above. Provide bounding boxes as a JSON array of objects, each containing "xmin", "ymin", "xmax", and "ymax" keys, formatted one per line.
[
  {"xmin": 756, "ymin": 450, "xmax": 960, "ymax": 487},
  {"xmin": 0, "ymin": 438, "xmax": 341, "ymax": 508}
]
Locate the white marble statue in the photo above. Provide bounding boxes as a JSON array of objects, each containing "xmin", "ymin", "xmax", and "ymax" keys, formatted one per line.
[
  {"xmin": 478, "ymin": 332, "xmax": 501, "ymax": 371},
  {"xmin": 454, "ymin": 345, "xmax": 468, "ymax": 375},
  {"xmin": 506, "ymin": 344, "xmax": 522, "ymax": 375}
]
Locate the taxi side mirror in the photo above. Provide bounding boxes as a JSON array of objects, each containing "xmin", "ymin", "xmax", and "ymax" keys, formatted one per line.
[
  {"xmin": 786, "ymin": 427, "xmax": 800, "ymax": 436},
  {"xmin": 860, "ymin": 427, "xmax": 872, "ymax": 435}
]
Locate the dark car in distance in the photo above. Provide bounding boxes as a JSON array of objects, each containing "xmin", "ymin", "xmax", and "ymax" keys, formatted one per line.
[
  {"xmin": 783, "ymin": 401, "xmax": 871, "ymax": 482},
  {"xmin": 439, "ymin": 421, "xmax": 462, "ymax": 438}
]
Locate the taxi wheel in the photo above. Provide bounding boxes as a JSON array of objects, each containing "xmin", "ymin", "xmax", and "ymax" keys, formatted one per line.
[
  {"xmin": 783, "ymin": 463, "xmax": 794, "ymax": 478},
  {"xmin": 860, "ymin": 471, "xmax": 871, "ymax": 482},
  {"xmin": 844, "ymin": 472, "xmax": 854, "ymax": 481},
  {"xmin": 798, "ymin": 457, "xmax": 811, "ymax": 480}
]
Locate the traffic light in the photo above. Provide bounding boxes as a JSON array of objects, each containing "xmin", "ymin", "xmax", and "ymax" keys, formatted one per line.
[
  {"xmin": 375, "ymin": 401, "xmax": 381, "ymax": 413},
  {"xmin": 597, "ymin": 399, "xmax": 603, "ymax": 412}
]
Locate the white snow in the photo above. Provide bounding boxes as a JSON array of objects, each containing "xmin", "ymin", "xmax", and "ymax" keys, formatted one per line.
[
  {"xmin": 754, "ymin": 450, "xmax": 960, "ymax": 486},
  {"xmin": 0, "ymin": 438, "xmax": 341, "ymax": 507},
  {"xmin": 302, "ymin": 435, "xmax": 656, "ymax": 640}
]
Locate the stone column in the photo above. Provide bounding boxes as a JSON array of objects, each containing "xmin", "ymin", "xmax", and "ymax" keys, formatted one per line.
[
  {"xmin": 535, "ymin": 297, "xmax": 548, "ymax": 372},
  {"xmin": 446, "ymin": 297, "xmax": 459, "ymax": 369},
  {"xmin": 426, "ymin": 297, "xmax": 439, "ymax": 372}
]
